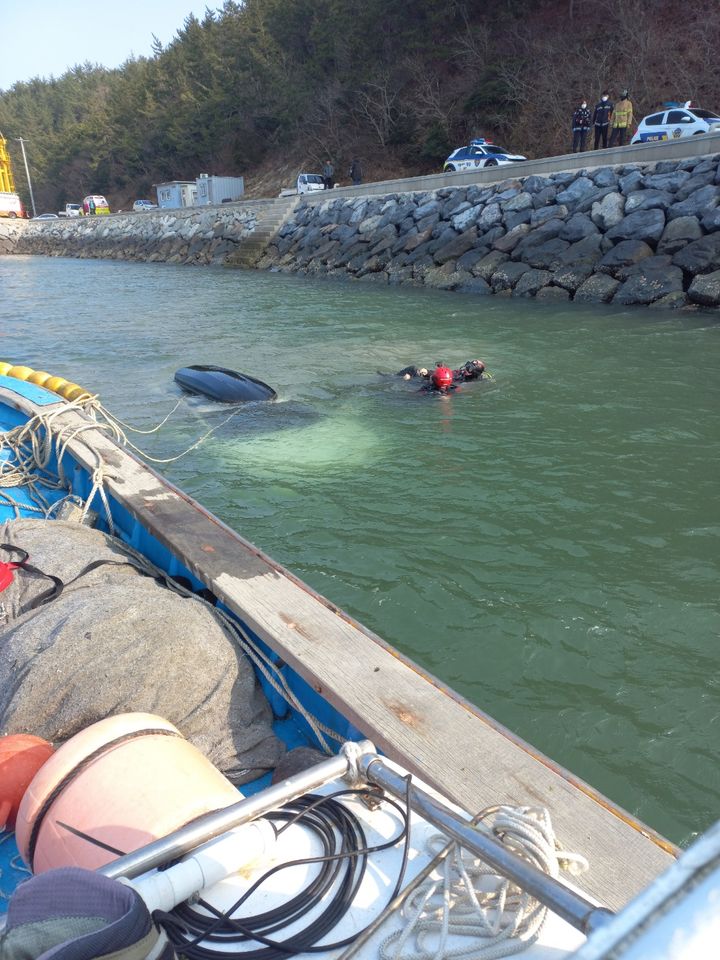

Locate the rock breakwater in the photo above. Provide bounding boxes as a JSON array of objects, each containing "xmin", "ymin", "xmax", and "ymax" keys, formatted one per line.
[
  {"xmin": 260, "ymin": 155, "xmax": 720, "ymax": 309},
  {"xmin": 12, "ymin": 205, "xmax": 257, "ymax": 265}
]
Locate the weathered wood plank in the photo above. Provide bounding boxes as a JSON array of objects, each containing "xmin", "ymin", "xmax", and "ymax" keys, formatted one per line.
[{"xmin": 6, "ymin": 394, "xmax": 677, "ymax": 911}]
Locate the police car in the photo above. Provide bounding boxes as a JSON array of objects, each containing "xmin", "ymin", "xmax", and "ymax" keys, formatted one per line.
[
  {"xmin": 630, "ymin": 102, "xmax": 720, "ymax": 144},
  {"xmin": 443, "ymin": 138, "xmax": 527, "ymax": 172}
]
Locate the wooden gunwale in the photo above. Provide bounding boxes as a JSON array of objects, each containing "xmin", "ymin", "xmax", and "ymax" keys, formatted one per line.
[{"xmin": 0, "ymin": 388, "xmax": 677, "ymax": 911}]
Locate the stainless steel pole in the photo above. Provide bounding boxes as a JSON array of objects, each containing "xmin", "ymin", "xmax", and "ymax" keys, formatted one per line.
[
  {"xmin": 100, "ymin": 741, "xmax": 376, "ymax": 880},
  {"xmin": 15, "ymin": 138, "xmax": 36, "ymax": 219},
  {"xmin": 359, "ymin": 754, "xmax": 615, "ymax": 937}
]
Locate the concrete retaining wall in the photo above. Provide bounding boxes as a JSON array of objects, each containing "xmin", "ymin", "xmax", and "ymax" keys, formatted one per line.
[{"xmin": 259, "ymin": 153, "xmax": 720, "ymax": 309}]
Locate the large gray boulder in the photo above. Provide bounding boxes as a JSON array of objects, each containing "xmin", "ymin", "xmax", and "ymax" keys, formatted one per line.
[
  {"xmin": 672, "ymin": 233, "xmax": 720, "ymax": 274},
  {"xmin": 574, "ymin": 273, "xmax": 620, "ymax": 303},
  {"xmin": 624, "ymin": 189, "xmax": 672, "ymax": 214},
  {"xmin": 613, "ymin": 262, "xmax": 684, "ymax": 304},
  {"xmin": 642, "ymin": 170, "xmax": 691, "ymax": 192},
  {"xmin": 473, "ymin": 249, "xmax": 509, "ymax": 280},
  {"xmin": 556, "ymin": 176, "xmax": 595, "ymax": 204},
  {"xmin": 493, "ymin": 222, "xmax": 531, "ymax": 253},
  {"xmin": 433, "ymin": 227, "xmax": 478, "ymax": 265},
  {"xmin": 596, "ymin": 238, "xmax": 654, "ymax": 274},
  {"xmin": 667, "ymin": 185, "xmax": 720, "ymax": 221},
  {"xmin": 560, "ymin": 213, "xmax": 599, "ymax": 242},
  {"xmin": 591, "ymin": 192, "xmax": 625, "ymax": 230},
  {"xmin": 512, "ymin": 268, "xmax": 553, "ymax": 297},
  {"xmin": 491, "ymin": 260, "xmax": 530, "ymax": 291},
  {"xmin": 606, "ymin": 209, "xmax": 666, "ymax": 247},
  {"xmin": 657, "ymin": 216, "xmax": 703, "ymax": 255},
  {"xmin": 503, "ymin": 191, "xmax": 533, "ymax": 212},
  {"xmin": 553, "ymin": 263, "xmax": 595, "ymax": 292},
  {"xmin": 687, "ymin": 270, "xmax": 720, "ymax": 306},
  {"xmin": 478, "ymin": 202, "xmax": 503, "ymax": 227}
]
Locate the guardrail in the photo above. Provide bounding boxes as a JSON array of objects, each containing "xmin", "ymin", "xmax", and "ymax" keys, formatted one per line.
[{"xmin": 306, "ymin": 131, "xmax": 720, "ymax": 202}]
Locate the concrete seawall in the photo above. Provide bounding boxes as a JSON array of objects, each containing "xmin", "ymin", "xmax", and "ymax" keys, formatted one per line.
[{"xmin": 259, "ymin": 153, "xmax": 720, "ymax": 309}]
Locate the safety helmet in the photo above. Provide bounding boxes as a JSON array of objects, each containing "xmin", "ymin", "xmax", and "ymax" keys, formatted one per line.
[{"xmin": 432, "ymin": 366, "xmax": 453, "ymax": 389}]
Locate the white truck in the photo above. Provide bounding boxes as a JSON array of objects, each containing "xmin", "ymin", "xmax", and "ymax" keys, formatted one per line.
[
  {"xmin": 0, "ymin": 192, "xmax": 25, "ymax": 218},
  {"xmin": 278, "ymin": 173, "xmax": 326, "ymax": 197},
  {"xmin": 58, "ymin": 203, "xmax": 82, "ymax": 218}
]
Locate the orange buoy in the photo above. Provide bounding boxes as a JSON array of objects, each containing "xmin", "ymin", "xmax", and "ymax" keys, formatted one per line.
[
  {"xmin": 15, "ymin": 713, "xmax": 243, "ymax": 873},
  {"xmin": 0, "ymin": 735, "xmax": 54, "ymax": 831}
]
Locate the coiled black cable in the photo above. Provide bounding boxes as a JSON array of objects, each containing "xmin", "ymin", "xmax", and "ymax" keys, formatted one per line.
[{"xmin": 156, "ymin": 783, "xmax": 412, "ymax": 960}]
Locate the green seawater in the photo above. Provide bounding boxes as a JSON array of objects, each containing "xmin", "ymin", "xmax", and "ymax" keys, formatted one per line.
[{"xmin": 2, "ymin": 254, "xmax": 719, "ymax": 847}]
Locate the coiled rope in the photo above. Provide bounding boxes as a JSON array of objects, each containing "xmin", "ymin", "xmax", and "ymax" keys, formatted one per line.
[{"xmin": 379, "ymin": 805, "xmax": 588, "ymax": 960}]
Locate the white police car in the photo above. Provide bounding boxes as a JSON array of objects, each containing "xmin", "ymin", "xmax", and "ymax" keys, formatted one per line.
[
  {"xmin": 631, "ymin": 102, "xmax": 720, "ymax": 144},
  {"xmin": 443, "ymin": 138, "xmax": 527, "ymax": 172}
]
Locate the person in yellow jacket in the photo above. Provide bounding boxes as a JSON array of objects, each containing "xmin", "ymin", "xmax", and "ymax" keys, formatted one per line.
[{"xmin": 609, "ymin": 90, "xmax": 634, "ymax": 146}]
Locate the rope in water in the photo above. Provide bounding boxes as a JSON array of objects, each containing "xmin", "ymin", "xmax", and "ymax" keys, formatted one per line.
[{"xmin": 379, "ymin": 805, "xmax": 588, "ymax": 960}]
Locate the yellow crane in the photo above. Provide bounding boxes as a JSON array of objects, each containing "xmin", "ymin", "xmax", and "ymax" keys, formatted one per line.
[{"xmin": 0, "ymin": 132, "xmax": 26, "ymax": 217}]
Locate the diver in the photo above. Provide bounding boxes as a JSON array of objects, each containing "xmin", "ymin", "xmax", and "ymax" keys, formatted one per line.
[
  {"xmin": 454, "ymin": 359, "xmax": 486, "ymax": 382},
  {"xmin": 395, "ymin": 365, "xmax": 430, "ymax": 380},
  {"xmin": 419, "ymin": 364, "xmax": 457, "ymax": 394}
]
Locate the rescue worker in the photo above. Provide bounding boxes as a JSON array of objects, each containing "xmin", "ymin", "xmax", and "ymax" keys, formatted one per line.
[
  {"xmin": 420, "ymin": 364, "xmax": 457, "ymax": 394},
  {"xmin": 593, "ymin": 92, "xmax": 613, "ymax": 149},
  {"xmin": 609, "ymin": 90, "xmax": 634, "ymax": 147},
  {"xmin": 454, "ymin": 359, "xmax": 486, "ymax": 382},
  {"xmin": 572, "ymin": 100, "xmax": 591, "ymax": 153},
  {"xmin": 395, "ymin": 365, "xmax": 430, "ymax": 380}
]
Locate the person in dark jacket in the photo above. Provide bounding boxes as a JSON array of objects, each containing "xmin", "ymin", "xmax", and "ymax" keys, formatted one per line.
[
  {"xmin": 349, "ymin": 157, "xmax": 362, "ymax": 186},
  {"xmin": 322, "ymin": 160, "xmax": 334, "ymax": 190},
  {"xmin": 593, "ymin": 93, "xmax": 614, "ymax": 149},
  {"xmin": 572, "ymin": 100, "xmax": 591, "ymax": 152},
  {"xmin": 395, "ymin": 365, "xmax": 429, "ymax": 380}
]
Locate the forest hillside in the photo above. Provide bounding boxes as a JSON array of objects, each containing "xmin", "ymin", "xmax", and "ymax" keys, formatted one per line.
[{"xmin": 1, "ymin": 0, "xmax": 718, "ymax": 212}]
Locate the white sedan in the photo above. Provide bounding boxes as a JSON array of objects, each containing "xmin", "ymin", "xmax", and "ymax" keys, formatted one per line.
[{"xmin": 631, "ymin": 103, "xmax": 720, "ymax": 143}]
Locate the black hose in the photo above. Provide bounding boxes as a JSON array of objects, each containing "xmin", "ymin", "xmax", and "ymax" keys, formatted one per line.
[{"xmin": 156, "ymin": 784, "xmax": 412, "ymax": 960}]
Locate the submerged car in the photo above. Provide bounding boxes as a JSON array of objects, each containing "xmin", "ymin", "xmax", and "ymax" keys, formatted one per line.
[
  {"xmin": 133, "ymin": 199, "xmax": 158, "ymax": 212},
  {"xmin": 631, "ymin": 102, "xmax": 720, "ymax": 143},
  {"xmin": 443, "ymin": 138, "xmax": 527, "ymax": 172}
]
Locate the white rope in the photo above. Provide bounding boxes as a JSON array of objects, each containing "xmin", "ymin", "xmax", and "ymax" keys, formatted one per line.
[
  {"xmin": 0, "ymin": 393, "xmax": 339, "ymax": 753},
  {"xmin": 379, "ymin": 805, "xmax": 588, "ymax": 960}
]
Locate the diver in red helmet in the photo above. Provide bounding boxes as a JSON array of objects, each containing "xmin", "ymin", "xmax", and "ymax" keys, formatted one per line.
[{"xmin": 420, "ymin": 363, "xmax": 456, "ymax": 393}]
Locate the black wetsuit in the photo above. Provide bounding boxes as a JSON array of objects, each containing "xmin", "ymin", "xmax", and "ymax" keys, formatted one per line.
[
  {"xmin": 395, "ymin": 365, "xmax": 429, "ymax": 378},
  {"xmin": 453, "ymin": 365, "xmax": 485, "ymax": 382}
]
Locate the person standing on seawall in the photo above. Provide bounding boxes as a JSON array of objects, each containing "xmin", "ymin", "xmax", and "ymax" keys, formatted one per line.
[
  {"xmin": 322, "ymin": 160, "xmax": 334, "ymax": 189},
  {"xmin": 593, "ymin": 92, "xmax": 613, "ymax": 149},
  {"xmin": 572, "ymin": 99, "xmax": 591, "ymax": 152},
  {"xmin": 349, "ymin": 157, "xmax": 362, "ymax": 186},
  {"xmin": 609, "ymin": 90, "xmax": 634, "ymax": 146}
]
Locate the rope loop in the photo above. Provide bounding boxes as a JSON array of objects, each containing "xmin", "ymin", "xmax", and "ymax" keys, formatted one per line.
[{"xmin": 380, "ymin": 805, "xmax": 588, "ymax": 960}]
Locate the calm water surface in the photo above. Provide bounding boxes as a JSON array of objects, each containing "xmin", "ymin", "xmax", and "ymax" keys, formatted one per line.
[{"xmin": 2, "ymin": 254, "xmax": 719, "ymax": 847}]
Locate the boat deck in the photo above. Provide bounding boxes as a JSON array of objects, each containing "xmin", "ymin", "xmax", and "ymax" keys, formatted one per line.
[{"xmin": 0, "ymin": 382, "xmax": 677, "ymax": 913}]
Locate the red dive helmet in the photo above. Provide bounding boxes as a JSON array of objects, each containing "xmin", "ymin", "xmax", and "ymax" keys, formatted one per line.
[{"xmin": 432, "ymin": 365, "xmax": 453, "ymax": 389}]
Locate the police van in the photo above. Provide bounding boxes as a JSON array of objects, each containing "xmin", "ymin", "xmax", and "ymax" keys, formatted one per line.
[{"xmin": 443, "ymin": 138, "xmax": 527, "ymax": 172}]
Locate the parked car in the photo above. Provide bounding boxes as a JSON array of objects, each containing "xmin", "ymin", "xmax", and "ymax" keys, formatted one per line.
[
  {"xmin": 278, "ymin": 173, "xmax": 325, "ymax": 197},
  {"xmin": 443, "ymin": 138, "xmax": 527, "ymax": 172},
  {"xmin": 133, "ymin": 199, "xmax": 158, "ymax": 212},
  {"xmin": 631, "ymin": 102, "xmax": 720, "ymax": 144},
  {"xmin": 33, "ymin": 213, "xmax": 59, "ymax": 220}
]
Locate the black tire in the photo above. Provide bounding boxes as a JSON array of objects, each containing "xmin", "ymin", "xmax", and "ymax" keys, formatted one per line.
[
  {"xmin": 485, "ymin": 158, "xmax": 498, "ymax": 167},
  {"xmin": 7, "ymin": 212, "xmax": 16, "ymax": 219},
  {"xmin": 444, "ymin": 164, "xmax": 457, "ymax": 172},
  {"xmin": 692, "ymin": 130, "xmax": 704, "ymax": 135}
]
